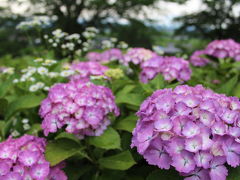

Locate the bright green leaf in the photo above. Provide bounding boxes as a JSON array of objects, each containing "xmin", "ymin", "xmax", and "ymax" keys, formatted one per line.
[
  {"xmin": 5, "ymin": 94, "xmax": 45, "ymax": 120},
  {"xmin": 45, "ymin": 139, "xmax": 82, "ymax": 166},
  {"xmin": 116, "ymin": 93, "xmax": 145, "ymax": 107},
  {"xmin": 88, "ymin": 127, "xmax": 121, "ymax": 150},
  {"xmin": 0, "ymin": 76, "xmax": 14, "ymax": 98},
  {"xmin": 149, "ymin": 74, "xmax": 165, "ymax": 90},
  {"xmin": 99, "ymin": 151, "xmax": 136, "ymax": 170},
  {"xmin": 114, "ymin": 115, "xmax": 138, "ymax": 132},
  {"xmin": 55, "ymin": 132, "xmax": 80, "ymax": 144}
]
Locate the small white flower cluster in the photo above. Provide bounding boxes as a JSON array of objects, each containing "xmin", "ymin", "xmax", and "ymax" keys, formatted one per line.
[
  {"xmin": 12, "ymin": 58, "xmax": 63, "ymax": 92},
  {"xmin": 16, "ymin": 16, "xmax": 55, "ymax": 30},
  {"xmin": 44, "ymin": 29, "xmax": 84, "ymax": 54},
  {"xmin": 100, "ymin": 38, "xmax": 128, "ymax": 50},
  {"xmin": 10, "ymin": 118, "xmax": 32, "ymax": 137}
]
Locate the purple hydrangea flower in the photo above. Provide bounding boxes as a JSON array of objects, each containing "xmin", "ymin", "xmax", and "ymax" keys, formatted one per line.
[
  {"xmin": 140, "ymin": 56, "xmax": 191, "ymax": 83},
  {"xmin": 121, "ymin": 48, "xmax": 158, "ymax": 66},
  {"xmin": 191, "ymin": 39, "xmax": 240, "ymax": 66},
  {"xmin": 190, "ymin": 50, "xmax": 209, "ymax": 67},
  {"xmin": 40, "ymin": 79, "xmax": 119, "ymax": 137},
  {"xmin": 86, "ymin": 48, "xmax": 123, "ymax": 63},
  {"xmin": 0, "ymin": 135, "xmax": 67, "ymax": 180},
  {"xmin": 131, "ymin": 85, "xmax": 240, "ymax": 180},
  {"xmin": 70, "ymin": 61, "xmax": 108, "ymax": 81}
]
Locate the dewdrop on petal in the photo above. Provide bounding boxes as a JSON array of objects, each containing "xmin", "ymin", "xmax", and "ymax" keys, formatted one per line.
[
  {"xmin": 39, "ymin": 79, "xmax": 119, "ymax": 137},
  {"xmin": 131, "ymin": 85, "xmax": 240, "ymax": 180}
]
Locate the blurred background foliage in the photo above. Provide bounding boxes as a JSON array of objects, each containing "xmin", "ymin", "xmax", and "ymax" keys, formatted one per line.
[{"xmin": 0, "ymin": 0, "xmax": 240, "ymax": 58}]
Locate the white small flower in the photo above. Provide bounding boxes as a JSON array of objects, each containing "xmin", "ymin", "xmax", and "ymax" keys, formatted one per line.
[
  {"xmin": 48, "ymin": 39, "xmax": 53, "ymax": 43},
  {"xmin": 44, "ymin": 86, "xmax": 50, "ymax": 91},
  {"xmin": 44, "ymin": 35, "xmax": 48, "ymax": 39},
  {"xmin": 22, "ymin": 118, "xmax": 29, "ymax": 124},
  {"xmin": 29, "ymin": 84, "xmax": 39, "ymax": 92},
  {"xmin": 48, "ymin": 72, "xmax": 59, "ymax": 78},
  {"xmin": 11, "ymin": 130, "xmax": 20, "ymax": 137},
  {"xmin": 34, "ymin": 58, "xmax": 43, "ymax": 62},
  {"xmin": 37, "ymin": 67, "xmax": 48, "ymax": 75},
  {"xmin": 60, "ymin": 70, "xmax": 75, "ymax": 77},
  {"xmin": 52, "ymin": 43, "xmax": 58, "ymax": 47},
  {"xmin": 13, "ymin": 79, "xmax": 19, "ymax": 83},
  {"xmin": 61, "ymin": 44, "xmax": 66, "ymax": 49},
  {"xmin": 29, "ymin": 77, "xmax": 36, "ymax": 82},
  {"xmin": 36, "ymin": 82, "xmax": 45, "ymax": 89},
  {"xmin": 23, "ymin": 124, "xmax": 31, "ymax": 130},
  {"xmin": 3, "ymin": 67, "xmax": 14, "ymax": 75}
]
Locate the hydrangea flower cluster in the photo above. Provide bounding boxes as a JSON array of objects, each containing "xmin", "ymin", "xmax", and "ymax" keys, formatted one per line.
[
  {"xmin": 190, "ymin": 39, "xmax": 240, "ymax": 66},
  {"xmin": 0, "ymin": 135, "xmax": 67, "ymax": 179},
  {"xmin": 190, "ymin": 50, "xmax": 209, "ymax": 67},
  {"xmin": 86, "ymin": 48, "xmax": 123, "ymax": 63},
  {"xmin": 205, "ymin": 39, "xmax": 240, "ymax": 60},
  {"xmin": 121, "ymin": 48, "xmax": 157, "ymax": 66},
  {"xmin": 131, "ymin": 85, "xmax": 240, "ymax": 180},
  {"xmin": 140, "ymin": 56, "xmax": 191, "ymax": 83},
  {"xmin": 70, "ymin": 61, "xmax": 108, "ymax": 81},
  {"xmin": 40, "ymin": 79, "xmax": 119, "ymax": 138}
]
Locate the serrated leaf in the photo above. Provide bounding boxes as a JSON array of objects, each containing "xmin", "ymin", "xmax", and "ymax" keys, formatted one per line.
[
  {"xmin": 99, "ymin": 151, "xmax": 136, "ymax": 170},
  {"xmin": 114, "ymin": 115, "xmax": 138, "ymax": 132},
  {"xmin": 45, "ymin": 139, "xmax": 82, "ymax": 166},
  {"xmin": 88, "ymin": 127, "xmax": 121, "ymax": 150},
  {"xmin": 5, "ymin": 94, "xmax": 45, "ymax": 120}
]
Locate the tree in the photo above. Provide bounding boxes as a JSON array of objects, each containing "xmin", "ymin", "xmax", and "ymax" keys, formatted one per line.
[{"xmin": 175, "ymin": 0, "xmax": 240, "ymax": 41}]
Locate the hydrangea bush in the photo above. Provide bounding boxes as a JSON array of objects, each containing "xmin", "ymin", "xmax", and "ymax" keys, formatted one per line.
[
  {"xmin": 0, "ymin": 135, "xmax": 67, "ymax": 179},
  {"xmin": 132, "ymin": 84, "xmax": 240, "ymax": 180},
  {"xmin": 40, "ymin": 79, "xmax": 119, "ymax": 137}
]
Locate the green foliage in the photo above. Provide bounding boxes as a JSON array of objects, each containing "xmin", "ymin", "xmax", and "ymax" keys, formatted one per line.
[
  {"xmin": 99, "ymin": 150, "xmax": 136, "ymax": 170},
  {"xmin": 45, "ymin": 138, "xmax": 83, "ymax": 166},
  {"xmin": 88, "ymin": 127, "xmax": 121, "ymax": 150}
]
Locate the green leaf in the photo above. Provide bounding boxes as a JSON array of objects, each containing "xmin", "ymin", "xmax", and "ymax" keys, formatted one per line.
[
  {"xmin": 88, "ymin": 127, "xmax": 121, "ymax": 150},
  {"xmin": 114, "ymin": 115, "xmax": 138, "ymax": 132},
  {"xmin": 149, "ymin": 74, "xmax": 165, "ymax": 90},
  {"xmin": 216, "ymin": 75, "xmax": 238, "ymax": 95},
  {"xmin": 45, "ymin": 139, "xmax": 82, "ymax": 166},
  {"xmin": 5, "ymin": 94, "xmax": 45, "ymax": 120},
  {"xmin": 0, "ymin": 98, "xmax": 8, "ymax": 115},
  {"xmin": 99, "ymin": 150, "xmax": 136, "ymax": 170},
  {"xmin": 55, "ymin": 132, "xmax": 80, "ymax": 144},
  {"xmin": 116, "ymin": 85, "xmax": 135, "ymax": 96},
  {"xmin": 26, "ymin": 124, "xmax": 42, "ymax": 135},
  {"xmin": 0, "ymin": 76, "xmax": 14, "ymax": 98},
  {"xmin": 146, "ymin": 169, "xmax": 181, "ymax": 180},
  {"xmin": 227, "ymin": 166, "xmax": 240, "ymax": 180},
  {"xmin": 116, "ymin": 93, "xmax": 145, "ymax": 107}
]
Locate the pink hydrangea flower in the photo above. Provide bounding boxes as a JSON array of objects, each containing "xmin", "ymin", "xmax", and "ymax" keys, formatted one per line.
[
  {"xmin": 121, "ymin": 48, "xmax": 158, "ymax": 66},
  {"xmin": 131, "ymin": 85, "xmax": 240, "ymax": 180},
  {"xmin": 0, "ymin": 135, "xmax": 67, "ymax": 180},
  {"xmin": 191, "ymin": 39, "xmax": 240, "ymax": 66},
  {"xmin": 86, "ymin": 48, "xmax": 123, "ymax": 63},
  {"xmin": 190, "ymin": 50, "xmax": 209, "ymax": 67},
  {"xmin": 140, "ymin": 56, "xmax": 191, "ymax": 83},
  {"xmin": 70, "ymin": 61, "xmax": 108, "ymax": 81},
  {"xmin": 40, "ymin": 79, "xmax": 119, "ymax": 137}
]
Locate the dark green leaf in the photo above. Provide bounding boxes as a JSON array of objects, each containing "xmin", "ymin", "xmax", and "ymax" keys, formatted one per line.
[
  {"xmin": 99, "ymin": 150, "xmax": 136, "ymax": 170},
  {"xmin": 55, "ymin": 132, "xmax": 80, "ymax": 144},
  {"xmin": 0, "ymin": 98, "xmax": 8, "ymax": 115},
  {"xmin": 26, "ymin": 123, "xmax": 42, "ymax": 135},
  {"xmin": 114, "ymin": 115, "xmax": 138, "ymax": 132},
  {"xmin": 146, "ymin": 169, "xmax": 181, "ymax": 180},
  {"xmin": 149, "ymin": 74, "xmax": 165, "ymax": 90},
  {"xmin": 116, "ymin": 93, "xmax": 145, "ymax": 107},
  {"xmin": 88, "ymin": 127, "xmax": 121, "ymax": 150},
  {"xmin": 45, "ymin": 139, "xmax": 82, "ymax": 166}
]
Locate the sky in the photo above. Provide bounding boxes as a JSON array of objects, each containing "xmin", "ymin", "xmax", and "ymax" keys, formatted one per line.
[{"xmin": 0, "ymin": 0, "xmax": 205, "ymax": 26}]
